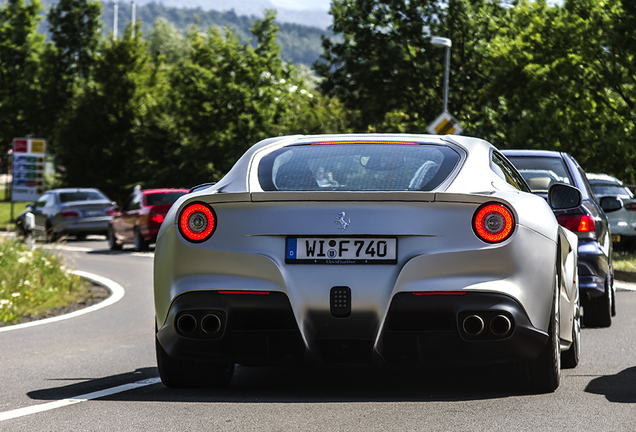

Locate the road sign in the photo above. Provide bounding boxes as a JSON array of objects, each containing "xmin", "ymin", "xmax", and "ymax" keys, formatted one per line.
[
  {"xmin": 11, "ymin": 138, "xmax": 46, "ymax": 202},
  {"xmin": 427, "ymin": 112, "xmax": 463, "ymax": 135}
]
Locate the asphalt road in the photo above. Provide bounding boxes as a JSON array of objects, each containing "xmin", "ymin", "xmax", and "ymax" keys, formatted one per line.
[{"xmin": 1, "ymin": 237, "xmax": 636, "ymax": 431}]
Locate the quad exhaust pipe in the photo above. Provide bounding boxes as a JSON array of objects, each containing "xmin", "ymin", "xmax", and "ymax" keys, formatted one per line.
[
  {"xmin": 461, "ymin": 313, "xmax": 513, "ymax": 338},
  {"xmin": 176, "ymin": 312, "xmax": 223, "ymax": 336}
]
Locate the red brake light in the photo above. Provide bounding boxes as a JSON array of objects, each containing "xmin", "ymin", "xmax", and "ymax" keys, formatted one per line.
[
  {"xmin": 150, "ymin": 214, "xmax": 164, "ymax": 224},
  {"xmin": 61, "ymin": 210, "xmax": 80, "ymax": 218},
  {"xmin": 178, "ymin": 202, "xmax": 216, "ymax": 242},
  {"xmin": 473, "ymin": 203, "xmax": 515, "ymax": 243},
  {"xmin": 557, "ymin": 214, "xmax": 595, "ymax": 232},
  {"xmin": 625, "ymin": 203, "xmax": 636, "ymax": 211}
]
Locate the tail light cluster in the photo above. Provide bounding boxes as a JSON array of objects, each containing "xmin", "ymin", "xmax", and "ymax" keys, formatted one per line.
[
  {"xmin": 178, "ymin": 202, "xmax": 216, "ymax": 243},
  {"xmin": 556, "ymin": 214, "xmax": 595, "ymax": 232},
  {"xmin": 61, "ymin": 210, "xmax": 79, "ymax": 218},
  {"xmin": 472, "ymin": 203, "xmax": 515, "ymax": 243},
  {"xmin": 625, "ymin": 202, "xmax": 636, "ymax": 211}
]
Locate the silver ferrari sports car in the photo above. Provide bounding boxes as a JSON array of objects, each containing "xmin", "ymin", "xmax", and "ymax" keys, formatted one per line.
[{"xmin": 154, "ymin": 134, "xmax": 581, "ymax": 392}]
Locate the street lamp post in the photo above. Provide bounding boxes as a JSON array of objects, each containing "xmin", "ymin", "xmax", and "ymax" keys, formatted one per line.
[
  {"xmin": 113, "ymin": 1, "xmax": 119, "ymax": 39},
  {"xmin": 430, "ymin": 36, "xmax": 452, "ymax": 114}
]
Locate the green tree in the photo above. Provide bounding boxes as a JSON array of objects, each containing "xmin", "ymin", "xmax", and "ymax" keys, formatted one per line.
[
  {"xmin": 315, "ymin": 0, "xmax": 508, "ymax": 133},
  {"xmin": 54, "ymin": 24, "xmax": 163, "ymax": 202},
  {"xmin": 0, "ymin": 0, "xmax": 46, "ymax": 154},
  {"xmin": 483, "ymin": 0, "xmax": 636, "ymax": 182}
]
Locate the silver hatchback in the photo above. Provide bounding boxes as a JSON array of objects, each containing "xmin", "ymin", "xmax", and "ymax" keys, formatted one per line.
[{"xmin": 587, "ymin": 173, "xmax": 636, "ymax": 249}]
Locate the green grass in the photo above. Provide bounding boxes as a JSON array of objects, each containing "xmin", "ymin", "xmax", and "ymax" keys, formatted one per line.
[
  {"xmin": 613, "ymin": 250, "xmax": 636, "ymax": 272},
  {"xmin": 0, "ymin": 238, "xmax": 93, "ymax": 325},
  {"xmin": 0, "ymin": 201, "xmax": 28, "ymax": 231}
]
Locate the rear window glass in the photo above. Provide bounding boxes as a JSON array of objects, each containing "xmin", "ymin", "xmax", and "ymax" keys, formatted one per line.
[
  {"xmin": 58, "ymin": 191, "xmax": 106, "ymax": 203},
  {"xmin": 505, "ymin": 156, "xmax": 573, "ymax": 193},
  {"xmin": 258, "ymin": 143, "xmax": 460, "ymax": 191},
  {"xmin": 146, "ymin": 192, "xmax": 187, "ymax": 206},
  {"xmin": 590, "ymin": 184, "xmax": 633, "ymax": 199}
]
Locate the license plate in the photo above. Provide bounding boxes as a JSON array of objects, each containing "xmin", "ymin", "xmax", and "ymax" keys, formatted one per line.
[
  {"xmin": 286, "ymin": 237, "xmax": 397, "ymax": 264},
  {"xmin": 612, "ymin": 234, "xmax": 621, "ymax": 243},
  {"xmin": 84, "ymin": 210, "xmax": 102, "ymax": 217}
]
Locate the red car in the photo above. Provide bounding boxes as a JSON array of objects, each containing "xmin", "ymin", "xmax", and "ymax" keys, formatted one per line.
[{"xmin": 107, "ymin": 188, "xmax": 189, "ymax": 251}]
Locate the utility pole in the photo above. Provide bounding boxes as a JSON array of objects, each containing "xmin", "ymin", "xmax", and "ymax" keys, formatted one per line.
[{"xmin": 113, "ymin": 1, "xmax": 119, "ymax": 39}]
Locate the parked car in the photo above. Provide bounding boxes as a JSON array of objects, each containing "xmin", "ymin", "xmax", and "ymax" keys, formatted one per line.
[
  {"xmin": 107, "ymin": 188, "xmax": 189, "ymax": 251},
  {"xmin": 502, "ymin": 150, "xmax": 615, "ymax": 328},
  {"xmin": 15, "ymin": 188, "xmax": 114, "ymax": 241},
  {"xmin": 586, "ymin": 173, "xmax": 636, "ymax": 249},
  {"xmin": 154, "ymin": 134, "xmax": 581, "ymax": 392}
]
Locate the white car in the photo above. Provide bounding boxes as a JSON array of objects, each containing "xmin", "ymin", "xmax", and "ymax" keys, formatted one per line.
[
  {"xmin": 154, "ymin": 134, "xmax": 581, "ymax": 392},
  {"xmin": 587, "ymin": 173, "xmax": 636, "ymax": 249}
]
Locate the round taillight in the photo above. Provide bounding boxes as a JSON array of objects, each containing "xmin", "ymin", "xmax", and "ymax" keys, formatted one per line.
[
  {"xmin": 473, "ymin": 203, "xmax": 515, "ymax": 243},
  {"xmin": 178, "ymin": 202, "xmax": 216, "ymax": 243}
]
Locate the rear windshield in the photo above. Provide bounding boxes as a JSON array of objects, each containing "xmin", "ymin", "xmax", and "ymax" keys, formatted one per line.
[
  {"xmin": 505, "ymin": 156, "xmax": 573, "ymax": 193},
  {"xmin": 58, "ymin": 191, "xmax": 107, "ymax": 203},
  {"xmin": 258, "ymin": 143, "xmax": 460, "ymax": 191},
  {"xmin": 590, "ymin": 184, "xmax": 633, "ymax": 199},
  {"xmin": 146, "ymin": 192, "xmax": 187, "ymax": 206}
]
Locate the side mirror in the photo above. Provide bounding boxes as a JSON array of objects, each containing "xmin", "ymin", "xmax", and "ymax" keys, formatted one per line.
[
  {"xmin": 547, "ymin": 183, "xmax": 582, "ymax": 210},
  {"xmin": 600, "ymin": 196, "xmax": 622, "ymax": 213}
]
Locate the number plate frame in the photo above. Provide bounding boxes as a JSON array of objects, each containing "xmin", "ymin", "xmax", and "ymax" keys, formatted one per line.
[{"xmin": 286, "ymin": 236, "xmax": 397, "ymax": 265}]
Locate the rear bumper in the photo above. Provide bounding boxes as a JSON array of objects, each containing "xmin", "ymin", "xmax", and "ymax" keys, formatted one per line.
[
  {"xmin": 53, "ymin": 218, "xmax": 111, "ymax": 235},
  {"xmin": 156, "ymin": 291, "xmax": 549, "ymax": 366}
]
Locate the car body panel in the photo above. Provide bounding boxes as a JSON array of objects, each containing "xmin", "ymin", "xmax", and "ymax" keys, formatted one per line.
[{"xmin": 154, "ymin": 134, "xmax": 578, "ymax": 377}]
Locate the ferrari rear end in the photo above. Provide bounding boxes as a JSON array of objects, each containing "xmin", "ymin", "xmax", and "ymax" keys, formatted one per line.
[{"xmin": 154, "ymin": 135, "xmax": 576, "ymax": 391}]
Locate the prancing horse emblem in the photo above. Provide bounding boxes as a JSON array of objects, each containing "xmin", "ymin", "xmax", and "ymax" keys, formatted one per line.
[{"xmin": 335, "ymin": 211, "xmax": 351, "ymax": 232}]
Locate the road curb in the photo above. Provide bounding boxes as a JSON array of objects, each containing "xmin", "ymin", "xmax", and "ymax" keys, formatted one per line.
[{"xmin": 0, "ymin": 270, "xmax": 125, "ymax": 333}]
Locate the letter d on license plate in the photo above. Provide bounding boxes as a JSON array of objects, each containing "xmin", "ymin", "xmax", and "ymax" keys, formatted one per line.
[{"xmin": 286, "ymin": 237, "xmax": 397, "ymax": 264}]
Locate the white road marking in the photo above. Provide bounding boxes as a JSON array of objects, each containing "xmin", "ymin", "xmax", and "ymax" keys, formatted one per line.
[
  {"xmin": 0, "ymin": 377, "xmax": 161, "ymax": 421},
  {"xmin": 615, "ymin": 280, "xmax": 636, "ymax": 291},
  {"xmin": 0, "ymin": 271, "xmax": 125, "ymax": 333}
]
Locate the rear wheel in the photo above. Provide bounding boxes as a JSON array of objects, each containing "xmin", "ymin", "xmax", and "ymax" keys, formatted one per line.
[
  {"xmin": 134, "ymin": 228, "xmax": 149, "ymax": 251},
  {"xmin": 45, "ymin": 222, "xmax": 57, "ymax": 243},
  {"xmin": 584, "ymin": 279, "xmax": 612, "ymax": 328},
  {"xmin": 155, "ymin": 334, "xmax": 234, "ymax": 388},
  {"xmin": 107, "ymin": 226, "xmax": 122, "ymax": 251},
  {"xmin": 561, "ymin": 294, "xmax": 580, "ymax": 369}
]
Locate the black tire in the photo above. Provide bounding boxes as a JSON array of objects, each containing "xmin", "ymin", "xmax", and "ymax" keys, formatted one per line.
[
  {"xmin": 561, "ymin": 295, "xmax": 580, "ymax": 369},
  {"xmin": 526, "ymin": 294, "xmax": 561, "ymax": 393},
  {"xmin": 584, "ymin": 280, "xmax": 612, "ymax": 328},
  {"xmin": 75, "ymin": 233, "xmax": 87, "ymax": 241},
  {"xmin": 134, "ymin": 228, "xmax": 149, "ymax": 252},
  {"xmin": 107, "ymin": 227, "xmax": 122, "ymax": 251},
  {"xmin": 45, "ymin": 222, "xmax": 57, "ymax": 243},
  {"xmin": 15, "ymin": 220, "xmax": 28, "ymax": 238},
  {"xmin": 155, "ymin": 335, "xmax": 234, "ymax": 389}
]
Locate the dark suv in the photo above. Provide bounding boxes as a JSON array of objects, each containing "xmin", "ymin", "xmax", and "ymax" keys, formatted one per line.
[{"xmin": 502, "ymin": 150, "xmax": 615, "ymax": 327}]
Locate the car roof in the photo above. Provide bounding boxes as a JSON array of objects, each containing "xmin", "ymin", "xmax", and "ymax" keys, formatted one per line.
[
  {"xmin": 49, "ymin": 188, "xmax": 103, "ymax": 194},
  {"xmin": 586, "ymin": 173, "xmax": 623, "ymax": 185}
]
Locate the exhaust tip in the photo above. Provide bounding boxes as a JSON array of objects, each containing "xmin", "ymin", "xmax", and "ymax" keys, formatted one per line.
[
  {"xmin": 490, "ymin": 315, "xmax": 512, "ymax": 336},
  {"xmin": 462, "ymin": 315, "xmax": 484, "ymax": 336},
  {"xmin": 201, "ymin": 314, "xmax": 222, "ymax": 334},
  {"xmin": 176, "ymin": 313, "xmax": 197, "ymax": 335}
]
